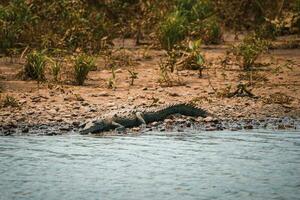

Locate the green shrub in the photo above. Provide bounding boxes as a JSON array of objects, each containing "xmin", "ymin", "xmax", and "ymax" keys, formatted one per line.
[
  {"xmin": 232, "ymin": 35, "xmax": 269, "ymax": 70},
  {"xmin": 48, "ymin": 58, "xmax": 61, "ymax": 82},
  {"xmin": 180, "ymin": 40, "xmax": 206, "ymax": 77},
  {"xmin": 73, "ymin": 54, "xmax": 95, "ymax": 85},
  {"xmin": 294, "ymin": 0, "xmax": 300, "ymax": 31},
  {"xmin": 255, "ymin": 22, "xmax": 277, "ymax": 39},
  {"xmin": 158, "ymin": 10, "xmax": 187, "ymax": 50},
  {"xmin": 0, "ymin": 0, "xmax": 37, "ymax": 53},
  {"xmin": 188, "ymin": 0, "xmax": 214, "ymax": 21},
  {"xmin": 201, "ymin": 17, "xmax": 222, "ymax": 44},
  {"xmin": 24, "ymin": 51, "xmax": 47, "ymax": 81},
  {"xmin": 0, "ymin": 0, "xmax": 110, "ymax": 53}
]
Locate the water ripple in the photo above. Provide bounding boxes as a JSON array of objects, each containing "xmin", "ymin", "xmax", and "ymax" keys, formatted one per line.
[{"xmin": 0, "ymin": 130, "xmax": 300, "ymax": 200}]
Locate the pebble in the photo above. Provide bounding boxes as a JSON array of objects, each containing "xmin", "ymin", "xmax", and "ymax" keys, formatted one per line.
[
  {"xmin": 205, "ymin": 126, "xmax": 218, "ymax": 131},
  {"xmin": 21, "ymin": 127, "xmax": 29, "ymax": 133},
  {"xmin": 244, "ymin": 124, "xmax": 253, "ymax": 129},
  {"xmin": 91, "ymin": 92, "xmax": 110, "ymax": 97},
  {"xmin": 79, "ymin": 102, "xmax": 88, "ymax": 107},
  {"xmin": 60, "ymin": 126, "xmax": 72, "ymax": 131}
]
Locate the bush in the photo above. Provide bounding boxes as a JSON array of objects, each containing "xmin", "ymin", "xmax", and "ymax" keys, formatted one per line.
[
  {"xmin": 232, "ymin": 35, "xmax": 269, "ymax": 70},
  {"xmin": 0, "ymin": 0, "xmax": 110, "ymax": 53},
  {"xmin": 48, "ymin": 58, "xmax": 61, "ymax": 82},
  {"xmin": 189, "ymin": 0, "xmax": 214, "ymax": 21},
  {"xmin": 0, "ymin": 0, "xmax": 37, "ymax": 53},
  {"xmin": 201, "ymin": 17, "xmax": 222, "ymax": 44},
  {"xmin": 24, "ymin": 51, "xmax": 47, "ymax": 81},
  {"xmin": 73, "ymin": 54, "xmax": 95, "ymax": 85},
  {"xmin": 158, "ymin": 10, "xmax": 187, "ymax": 50},
  {"xmin": 179, "ymin": 40, "xmax": 206, "ymax": 77}
]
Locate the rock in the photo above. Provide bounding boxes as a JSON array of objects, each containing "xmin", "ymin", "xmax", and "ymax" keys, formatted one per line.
[
  {"xmin": 55, "ymin": 118, "xmax": 63, "ymax": 122},
  {"xmin": 132, "ymin": 127, "xmax": 141, "ymax": 132},
  {"xmin": 164, "ymin": 119, "xmax": 173, "ymax": 124},
  {"xmin": 45, "ymin": 132, "xmax": 58, "ymax": 136},
  {"xmin": 91, "ymin": 92, "xmax": 110, "ymax": 97},
  {"xmin": 19, "ymin": 99, "xmax": 27, "ymax": 105},
  {"xmin": 127, "ymin": 97, "xmax": 134, "ymax": 102},
  {"xmin": 72, "ymin": 121, "xmax": 80, "ymax": 127},
  {"xmin": 21, "ymin": 127, "xmax": 29, "ymax": 133},
  {"xmin": 89, "ymin": 108, "xmax": 97, "ymax": 112},
  {"xmin": 186, "ymin": 121, "xmax": 192, "ymax": 127},
  {"xmin": 107, "ymin": 103, "xmax": 116, "ymax": 107},
  {"xmin": 277, "ymin": 124, "xmax": 285, "ymax": 129},
  {"xmin": 60, "ymin": 126, "xmax": 72, "ymax": 131},
  {"xmin": 244, "ymin": 124, "xmax": 253, "ymax": 129},
  {"xmin": 73, "ymin": 106, "xmax": 80, "ymax": 110},
  {"xmin": 204, "ymin": 116, "xmax": 213, "ymax": 122},
  {"xmin": 168, "ymin": 92, "xmax": 180, "ymax": 97},
  {"xmin": 142, "ymin": 87, "xmax": 148, "ymax": 91},
  {"xmin": 81, "ymin": 102, "xmax": 89, "ymax": 106},
  {"xmin": 27, "ymin": 111, "xmax": 35, "ymax": 115},
  {"xmin": 157, "ymin": 88, "xmax": 164, "ymax": 92},
  {"xmin": 151, "ymin": 121, "xmax": 160, "ymax": 126},
  {"xmin": 205, "ymin": 126, "xmax": 218, "ymax": 131},
  {"xmin": 176, "ymin": 118, "xmax": 186, "ymax": 124}
]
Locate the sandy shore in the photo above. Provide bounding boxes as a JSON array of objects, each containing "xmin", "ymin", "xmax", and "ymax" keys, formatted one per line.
[{"xmin": 1, "ymin": 38, "xmax": 300, "ymax": 135}]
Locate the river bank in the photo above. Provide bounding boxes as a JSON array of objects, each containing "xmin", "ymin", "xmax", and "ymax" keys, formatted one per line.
[{"xmin": 1, "ymin": 37, "xmax": 300, "ymax": 136}]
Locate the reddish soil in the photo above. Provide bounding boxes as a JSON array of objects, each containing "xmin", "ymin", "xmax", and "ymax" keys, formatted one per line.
[{"xmin": 0, "ymin": 37, "xmax": 300, "ymax": 131}]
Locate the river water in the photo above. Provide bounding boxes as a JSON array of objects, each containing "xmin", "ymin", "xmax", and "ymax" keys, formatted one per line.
[{"xmin": 0, "ymin": 130, "xmax": 300, "ymax": 200}]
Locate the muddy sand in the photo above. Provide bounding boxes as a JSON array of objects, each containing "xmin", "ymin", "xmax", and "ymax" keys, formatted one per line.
[{"xmin": 0, "ymin": 37, "xmax": 300, "ymax": 135}]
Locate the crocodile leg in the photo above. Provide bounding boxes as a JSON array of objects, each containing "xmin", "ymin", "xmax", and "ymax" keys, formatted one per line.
[
  {"xmin": 136, "ymin": 112, "xmax": 146, "ymax": 124},
  {"xmin": 112, "ymin": 121, "xmax": 126, "ymax": 132}
]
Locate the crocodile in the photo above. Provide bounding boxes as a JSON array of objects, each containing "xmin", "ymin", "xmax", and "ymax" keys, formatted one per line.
[{"xmin": 80, "ymin": 103, "xmax": 208, "ymax": 134}]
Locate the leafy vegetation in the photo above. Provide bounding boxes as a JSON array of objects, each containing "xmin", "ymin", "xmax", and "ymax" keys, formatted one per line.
[
  {"xmin": 73, "ymin": 54, "xmax": 95, "ymax": 85},
  {"xmin": 158, "ymin": 10, "xmax": 188, "ymax": 50},
  {"xmin": 24, "ymin": 50, "xmax": 47, "ymax": 81},
  {"xmin": 128, "ymin": 69, "xmax": 138, "ymax": 86},
  {"xmin": 231, "ymin": 35, "xmax": 270, "ymax": 70},
  {"xmin": 0, "ymin": 0, "xmax": 110, "ymax": 54},
  {"xmin": 181, "ymin": 40, "xmax": 206, "ymax": 77},
  {"xmin": 49, "ymin": 59, "xmax": 62, "ymax": 83}
]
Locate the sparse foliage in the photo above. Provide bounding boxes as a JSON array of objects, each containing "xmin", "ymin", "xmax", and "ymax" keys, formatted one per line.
[
  {"xmin": 24, "ymin": 50, "xmax": 47, "ymax": 82},
  {"xmin": 73, "ymin": 54, "xmax": 95, "ymax": 85},
  {"xmin": 178, "ymin": 40, "xmax": 206, "ymax": 77},
  {"xmin": 128, "ymin": 69, "xmax": 138, "ymax": 86},
  {"xmin": 231, "ymin": 35, "xmax": 270, "ymax": 70},
  {"xmin": 0, "ymin": 95, "xmax": 19, "ymax": 108}
]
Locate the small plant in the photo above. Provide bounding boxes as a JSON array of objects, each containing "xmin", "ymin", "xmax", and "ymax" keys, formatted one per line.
[
  {"xmin": 158, "ymin": 59, "xmax": 174, "ymax": 87},
  {"xmin": 202, "ymin": 17, "xmax": 223, "ymax": 45},
  {"xmin": 158, "ymin": 58, "xmax": 184, "ymax": 87},
  {"xmin": 1, "ymin": 95, "xmax": 19, "ymax": 108},
  {"xmin": 47, "ymin": 57, "xmax": 61, "ymax": 82},
  {"xmin": 232, "ymin": 35, "xmax": 269, "ymax": 70},
  {"xmin": 73, "ymin": 54, "xmax": 95, "ymax": 85},
  {"xmin": 158, "ymin": 10, "xmax": 187, "ymax": 50},
  {"xmin": 178, "ymin": 40, "xmax": 206, "ymax": 77},
  {"xmin": 107, "ymin": 66, "xmax": 116, "ymax": 90},
  {"xmin": 51, "ymin": 61, "xmax": 61, "ymax": 83},
  {"xmin": 24, "ymin": 51, "xmax": 47, "ymax": 81},
  {"xmin": 128, "ymin": 69, "xmax": 138, "ymax": 86}
]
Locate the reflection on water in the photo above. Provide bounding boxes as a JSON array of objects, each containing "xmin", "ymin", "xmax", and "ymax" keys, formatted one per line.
[{"xmin": 0, "ymin": 130, "xmax": 300, "ymax": 200}]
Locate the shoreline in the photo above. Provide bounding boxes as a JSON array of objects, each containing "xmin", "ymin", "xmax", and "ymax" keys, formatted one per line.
[
  {"xmin": 1, "ymin": 100, "xmax": 299, "ymax": 136},
  {"xmin": 1, "ymin": 39, "xmax": 300, "ymax": 136}
]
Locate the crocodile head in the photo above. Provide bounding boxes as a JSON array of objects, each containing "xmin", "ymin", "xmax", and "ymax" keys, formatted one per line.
[{"xmin": 80, "ymin": 119, "xmax": 108, "ymax": 134}]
